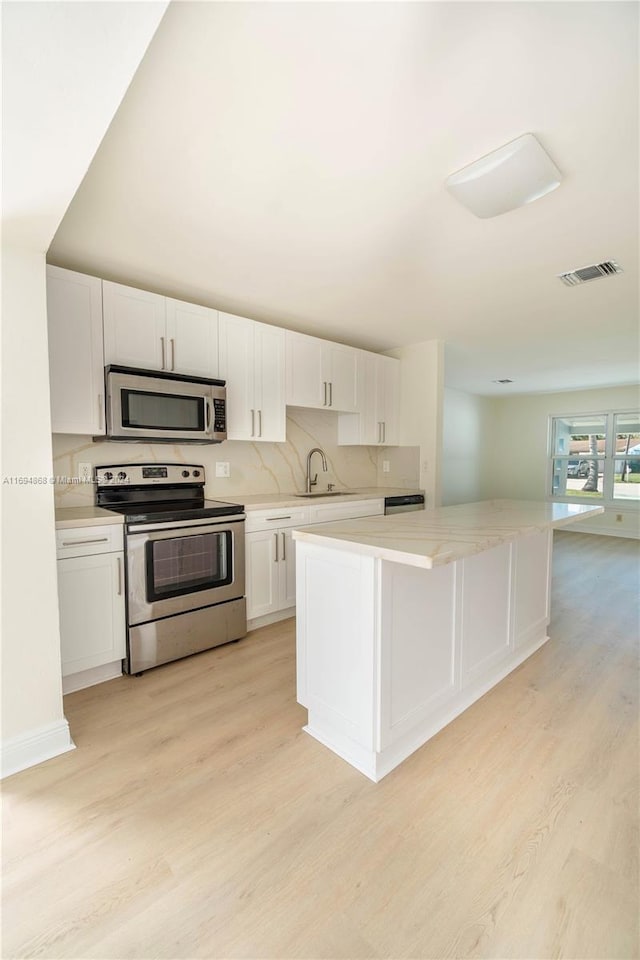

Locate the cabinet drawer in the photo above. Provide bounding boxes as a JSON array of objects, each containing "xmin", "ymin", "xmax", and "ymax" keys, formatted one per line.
[
  {"xmin": 56, "ymin": 524, "xmax": 123, "ymax": 559},
  {"xmin": 245, "ymin": 505, "xmax": 309, "ymax": 533},
  {"xmin": 307, "ymin": 499, "xmax": 385, "ymax": 524}
]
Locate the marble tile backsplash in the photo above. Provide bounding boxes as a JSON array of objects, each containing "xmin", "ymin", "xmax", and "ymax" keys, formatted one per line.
[{"xmin": 52, "ymin": 409, "xmax": 419, "ymax": 507}]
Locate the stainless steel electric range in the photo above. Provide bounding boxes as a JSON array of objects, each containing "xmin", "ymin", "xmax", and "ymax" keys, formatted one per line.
[{"xmin": 96, "ymin": 463, "xmax": 246, "ymax": 674}]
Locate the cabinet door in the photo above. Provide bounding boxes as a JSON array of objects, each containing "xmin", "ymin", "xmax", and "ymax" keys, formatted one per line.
[
  {"xmin": 57, "ymin": 552, "xmax": 125, "ymax": 676},
  {"xmin": 379, "ymin": 356, "xmax": 400, "ymax": 445},
  {"xmin": 280, "ymin": 529, "xmax": 297, "ymax": 610},
  {"xmin": 218, "ymin": 313, "xmax": 256, "ymax": 440},
  {"xmin": 254, "ymin": 321, "xmax": 286, "ymax": 442},
  {"xmin": 103, "ymin": 280, "xmax": 166, "ymax": 370},
  {"xmin": 165, "ymin": 299, "xmax": 218, "ymax": 378},
  {"xmin": 245, "ymin": 530, "xmax": 279, "ymax": 619},
  {"xmin": 47, "ymin": 266, "xmax": 105, "ymax": 435},
  {"xmin": 359, "ymin": 351, "xmax": 380, "ymax": 444},
  {"xmin": 323, "ymin": 341, "xmax": 358, "ymax": 412},
  {"xmin": 285, "ymin": 331, "xmax": 324, "ymax": 408}
]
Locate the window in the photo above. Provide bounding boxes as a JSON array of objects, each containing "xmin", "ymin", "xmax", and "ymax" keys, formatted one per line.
[{"xmin": 550, "ymin": 410, "xmax": 640, "ymax": 504}]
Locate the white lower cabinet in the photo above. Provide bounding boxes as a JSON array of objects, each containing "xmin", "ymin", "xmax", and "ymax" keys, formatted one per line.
[
  {"xmin": 56, "ymin": 526, "xmax": 126, "ymax": 693},
  {"xmin": 245, "ymin": 507, "xmax": 308, "ymax": 621},
  {"xmin": 245, "ymin": 499, "xmax": 385, "ymax": 625}
]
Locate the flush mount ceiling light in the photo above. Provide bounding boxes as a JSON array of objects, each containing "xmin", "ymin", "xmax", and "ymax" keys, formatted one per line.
[{"xmin": 445, "ymin": 133, "xmax": 562, "ymax": 219}]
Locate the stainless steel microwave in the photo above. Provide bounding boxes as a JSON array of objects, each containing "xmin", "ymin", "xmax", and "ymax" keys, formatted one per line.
[{"xmin": 103, "ymin": 365, "xmax": 226, "ymax": 443}]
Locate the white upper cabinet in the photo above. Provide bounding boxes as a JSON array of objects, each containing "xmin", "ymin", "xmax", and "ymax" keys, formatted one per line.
[
  {"xmin": 323, "ymin": 340, "xmax": 359, "ymax": 412},
  {"xmin": 103, "ymin": 281, "xmax": 218, "ymax": 377},
  {"xmin": 338, "ymin": 352, "xmax": 400, "ymax": 446},
  {"xmin": 47, "ymin": 265, "xmax": 105, "ymax": 435},
  {"xmin": 165, "ymin": 299, "xmax": 218, "ymax": 378},
  {"xmin": 285, "ymin": 331, "xmax": 358, "ymax": 412},
  {"xmin": 219, "ymin": 313, "xmax": 286, "ymax": 442},
  {"xmin": 103, "ymin": 280, "xmax": 166, "ymax": 370}
]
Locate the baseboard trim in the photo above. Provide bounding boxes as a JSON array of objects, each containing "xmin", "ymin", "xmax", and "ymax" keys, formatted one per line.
[
  {"xmin": 247, "ymin": 608, "xmax": 295, "ymax": 632},
  {"xmin": 63, "ymin": 660, "xmax": 122, "ymax": 694},
  {"xmin": 1, "ymin": 719, "xmax": 75, "ymax": 780},
  {"xmin": 568, "ymin": 522, "xmax": 639, "ymax": 540}
]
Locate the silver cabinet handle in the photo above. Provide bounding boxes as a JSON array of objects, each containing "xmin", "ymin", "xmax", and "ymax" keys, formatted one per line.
[
  {"xmin": 329, "ymin": 382, "xmax": 333, "ymax": 407},
  {"xmin": 323, "ymin": 381, "xmax": 327, "ymax": 406},
  {"xmin": 265, "ymin": 515, "xmax": 291, "ymax": 521},
  {"xmin": 377, "ymin": 422, "xmax": 382, "ymax": 443},
  {"xmin": 274, "ymin": 531, "xmax": 279, "ymax": 562},
  {"xmin": 160, "ymin": 336, "xmax": 166, "ymax": 369},
  {"xmin": 61, "ymin": 537, "xmax": 109, "ymax": 547},
  {"xmin": 382, "ymin": 421, "xmax": 386, "ymax": 443},
  {"xmin": 281, "ymin": 531, "xmax": 286, "ymax": 561},
  {"xmin": 251, "ymin": 409, "xmax": 255, "ymax": 437},
  {"xmin": 170, "ymin": 338, "xmax": 175, "ymax": 371},
  {"xmin": 98, "ymin": 394, "xmax": 104, "ymax": 430},
  {"xmin": 116, "ymin": 556, "xmax": 122, "ymax": 595},
  {"xmin": 258, "ymin": 409, "xmax": 262, "ymax": 437}
]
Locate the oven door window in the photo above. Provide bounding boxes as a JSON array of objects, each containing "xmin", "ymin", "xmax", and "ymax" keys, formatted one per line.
[
  {"xmin": 146, "ymin": 531, "xmax": 232, "ymax": 601},
  {"xmin": 121, "ymin": 389, "xmax": 205, "ymax": 432}
]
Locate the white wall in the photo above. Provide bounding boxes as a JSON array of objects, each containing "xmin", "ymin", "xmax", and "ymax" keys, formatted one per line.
[
  {"xmin": 1, "ymin": 2, "xmax": 167, "ymax": 777},
  {"xmin": 1, "ymin": 246, "xmax": 71, "ymax": 762},
  {"xmin": 483, "ymin": 385, "xmax": 640, "ymax": 538},
  {"xmin": 441, "ymin": 388, "xmax": 493, "ymax": 506},
  {"xmin": 387, "ymin": 341, "xmax": 444, "ymax": 507}
]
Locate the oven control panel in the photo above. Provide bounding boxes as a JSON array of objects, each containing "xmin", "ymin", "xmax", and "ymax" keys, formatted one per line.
[{"xmin": 96, "ymin": 464, "xmax": 206, "ymax": 486}]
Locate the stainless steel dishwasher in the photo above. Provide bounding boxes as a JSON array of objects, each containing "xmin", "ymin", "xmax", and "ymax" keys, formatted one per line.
[{"xmin": 384, "ymin": 494, "xmax": 425, "ymax": 515}]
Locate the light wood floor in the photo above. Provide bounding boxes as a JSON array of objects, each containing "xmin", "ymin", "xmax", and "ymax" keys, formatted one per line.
[{"xmin": 2, "ymin": 532, "xmax": 639, "ymax": 959}]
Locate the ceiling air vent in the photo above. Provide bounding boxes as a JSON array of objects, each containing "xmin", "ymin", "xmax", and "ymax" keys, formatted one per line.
[{"xmin": 558, "ymin": 260, "xmax": 623, "ymax": 286}]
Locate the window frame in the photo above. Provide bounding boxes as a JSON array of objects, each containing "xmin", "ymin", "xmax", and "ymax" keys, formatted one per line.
[{"xmin": 547, "ymin": 408, "xmax": 640, "ymax": 507}]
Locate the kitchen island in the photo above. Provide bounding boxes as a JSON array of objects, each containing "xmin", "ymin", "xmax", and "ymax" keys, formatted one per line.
[{"xmin": 293, "ymin": 499, "xmax": 603, "ymax": 781}]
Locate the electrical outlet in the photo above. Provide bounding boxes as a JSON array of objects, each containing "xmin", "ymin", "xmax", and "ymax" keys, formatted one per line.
[
  {"xmin": 215, "ymin": 461, "xmax": 230, "ymax": 478},
  {"xmin": 383, "ymin": 460, "xmax": 390, "ymax": 474},
  {"xmin": 78, "ymin": 462, "xmax": 93, "ymax": 483}
]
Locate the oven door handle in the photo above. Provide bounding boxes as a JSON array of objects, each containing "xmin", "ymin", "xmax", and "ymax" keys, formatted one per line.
[{"xmin": 127, "ymin": 516, "xmax": 245, "ymax": 535}]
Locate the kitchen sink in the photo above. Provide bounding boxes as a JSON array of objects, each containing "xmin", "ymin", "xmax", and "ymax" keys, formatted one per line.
[{"xmin": 295, "ymin": 491, "xmax": 352, "ymax": 498}]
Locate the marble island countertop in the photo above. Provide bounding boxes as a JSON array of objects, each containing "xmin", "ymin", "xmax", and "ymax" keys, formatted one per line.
[{"xmin": 292, "ymin": 499, "xmax": 604, "ymax": 569}]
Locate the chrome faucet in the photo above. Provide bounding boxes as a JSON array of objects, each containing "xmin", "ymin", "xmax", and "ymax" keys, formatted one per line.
[{"xmin": 306, "ymin": 447, "xmax": 328, "ymax": 493}]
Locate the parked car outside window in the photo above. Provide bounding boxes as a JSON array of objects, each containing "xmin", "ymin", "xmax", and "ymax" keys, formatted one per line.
[{"xmin": 567, "ymin": 460, "xmax": 589, "ymax": 477}]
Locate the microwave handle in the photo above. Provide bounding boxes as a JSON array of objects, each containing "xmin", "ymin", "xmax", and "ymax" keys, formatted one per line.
[{"xmin": 205, "ymin": 396, "xmax": 212, "ymax": 434}]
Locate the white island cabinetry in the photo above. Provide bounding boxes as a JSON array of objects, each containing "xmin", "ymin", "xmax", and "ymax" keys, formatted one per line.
[{"xmin": 293, "ymin": 499, "xmax": 604, "ymax": 781}]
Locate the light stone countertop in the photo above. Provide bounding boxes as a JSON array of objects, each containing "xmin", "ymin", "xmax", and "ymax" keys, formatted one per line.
[
  {"xmin": 225, "ymin": 487, "xmax": 423, "ymax": 510},
  {"xmin": 54, "ymin": 488, "xmax": 423, "ymax": 527},
  {"xmin": 55, "ymin": 506, "xmax": 125, "ymax": 529},
  {"xmin": 292, "ymin": 499, "xmax": 604, "ymax": 569}
]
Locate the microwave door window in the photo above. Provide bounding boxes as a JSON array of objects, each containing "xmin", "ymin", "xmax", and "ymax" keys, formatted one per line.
[
  {"xmin": 146, "ymin": 531, "xmax": 232, "ymax": 602},
  {"xmin": 122, "ymin": 389, "xmax": 205, "ymax": 432}
]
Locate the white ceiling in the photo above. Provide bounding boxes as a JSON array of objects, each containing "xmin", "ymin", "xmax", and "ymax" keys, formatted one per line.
[
  {"xmin": 2, "ymin": 0, "xmax": 167, "ymax": 251},
  {"xmin": 48, "ymin": 1, "xmax": 639, "ymax": 396}
]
